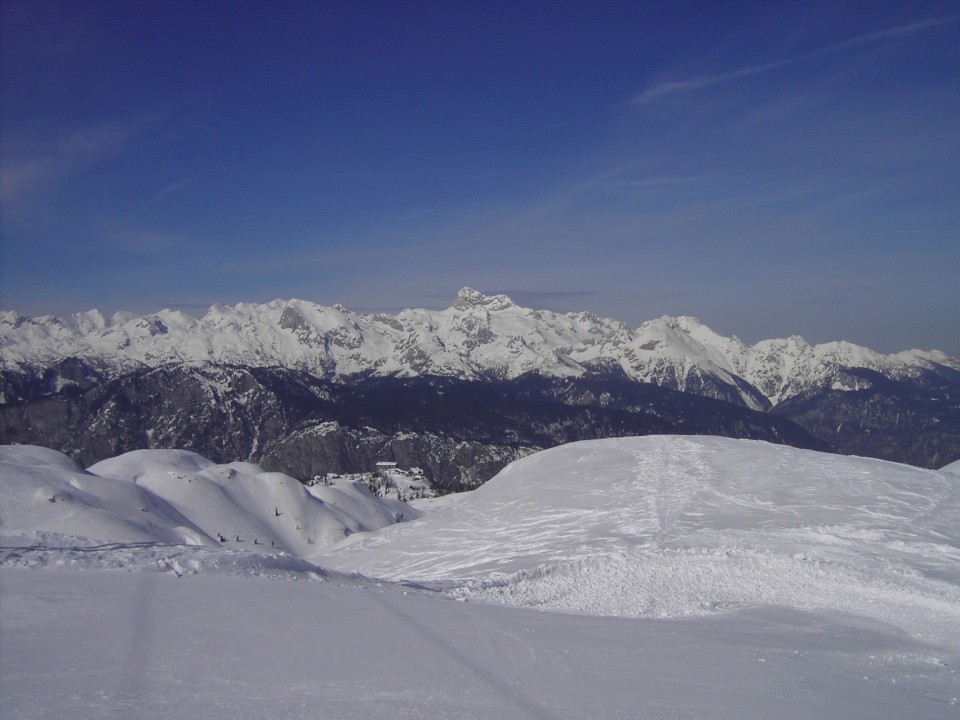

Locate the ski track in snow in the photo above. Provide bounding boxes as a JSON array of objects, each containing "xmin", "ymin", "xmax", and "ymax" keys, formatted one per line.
[
  {"xmin": 3, "ymin": 436, "xmax": 958, "ymax": 649},
  {"xmin": 0, "ymin": 538, "xmax": 327, "ymax": 580},
  {"xmin": 319, "ymin": 436, "xmax": 960, "ymax": 650}
]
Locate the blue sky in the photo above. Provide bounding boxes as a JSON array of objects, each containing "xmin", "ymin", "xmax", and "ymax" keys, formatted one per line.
[{"xmin": 2, "ymin": 1, "xmax": 958, "ymax": 355}]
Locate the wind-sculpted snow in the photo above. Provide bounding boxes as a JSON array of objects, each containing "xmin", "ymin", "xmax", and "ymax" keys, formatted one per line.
[
  {"xmin": 0, "ymin": 445, "xmax": 417, "ymax": 562},
  {"xmin": 320, "ymin": 436, "xmax": 960, "ymax": 644}
]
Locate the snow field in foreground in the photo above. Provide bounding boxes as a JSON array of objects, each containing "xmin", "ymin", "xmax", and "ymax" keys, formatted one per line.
[
  {"xmin": 2, "ymin": 566, "xmax": 959, "ymax": 720},
  {"xmin": 449, "ymin": 545, "xmax": 960, "ymax": 641},
  {"xmin": 2, "ymin": 436, "xmax": 960, "ymax": 718}
]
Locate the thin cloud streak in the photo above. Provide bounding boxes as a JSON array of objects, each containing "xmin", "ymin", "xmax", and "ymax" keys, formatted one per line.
[
  {"xmin": 148, "ymin": 176, "xmax": 196, "ymax": 207},
  {"xmin": 632, "ymin": 58, "xmax": 798, "ymax": 105},
  {"xmin": 218, "ymin": 236, "xmax": 445, "ymax": 274},
  {"xmin": 490, "ymin": 289, "xmax": 598, "ymax": 302},
  {"xmin": 630, "ymin": 15, "xmax": 960, "ymax": 105},
  {"xmin": 1, "ymin": 116, "xmax": 160, "ymax": 203},
  {"xmin": 600, "ymin": 175, "xmax": 712, "ymax": 192},
  {"xmin": 98, "ymin": 229, "xmax": 190, "ymax": 254}
]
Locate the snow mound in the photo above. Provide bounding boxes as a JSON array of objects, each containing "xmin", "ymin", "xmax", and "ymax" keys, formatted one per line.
[
  {"xmin": 319, "ymin": 436, "xmax": 960, "ymax": 641},
  {"xmin": 1, "ymin": 445, "xmax": 419, "ymax": 565},
  {"xmin": 0, "ymin": 445, "xmax": 214, "ymax": 547},
  {"xmin": 91, "ymin": 448, "xmax": 218, "ymax": 479}
]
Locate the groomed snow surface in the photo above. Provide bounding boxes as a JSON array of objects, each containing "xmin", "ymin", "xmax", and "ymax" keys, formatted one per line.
[{"xmin": 2, "ymin": 437, "xmax": 959, "ymax": 718}]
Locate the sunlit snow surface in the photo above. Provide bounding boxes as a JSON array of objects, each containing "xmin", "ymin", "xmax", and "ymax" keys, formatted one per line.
[
  {"xmin": 5, "ymin": 290, "xmax": 958, "ymax": 407},
  {"xmin": 2, "ymin": 437, "xmax": 960, "ymax": 719},
  {"xmin": 0, "ymin": 445, "xmax": 415, "ymax": 562},
  {"xmin": 321, "ymin": 437, "xmax": 960, "ymax": 640}
]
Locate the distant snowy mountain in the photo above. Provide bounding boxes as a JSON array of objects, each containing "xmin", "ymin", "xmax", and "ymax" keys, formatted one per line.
[
  {"xmin": 2, "ymin": 288, "xmax": 958, "ymax": 474},
  {"xmin": 3, "ymin": 287, "xmax": 956, "ymax": 407}
]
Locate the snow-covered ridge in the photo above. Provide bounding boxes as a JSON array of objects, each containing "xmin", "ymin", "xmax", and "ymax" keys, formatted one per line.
[
  {"xmin": 319, "ymin": 436, "xmax": 960, "ymax": 643},
  {"xmin": 2, "ymin": 288, "xmax": 957, "ymax": 406},
  {"xmin": 0, "ymin": 445, "xmax": 418, "ymax": 563},
  {"xmin": 6, "ymin": 436, "xmax": 958, "ymax": 641}
]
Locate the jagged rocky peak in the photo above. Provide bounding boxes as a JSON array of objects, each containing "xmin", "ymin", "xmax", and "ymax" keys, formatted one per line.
[
  {"xmin": 755, "ymin": 335, "xmax": 811, "ymax": 354},
  {"xmin": 0, "ymin": 310, "xmax": 29, "ymax": 329},
  {"xmin": 2, "ymin": 290, "xmax": 958, "ymax": 416},
  {"xmin": 278, "ymin": 305, "xmax": 312, "ymax": 338},
  {"xmin": 662, "ymin": 315, "xmax": 704, "ymax": 331},
  {"xmin": 452, "ymin": 287, "xmax": 517, "ymax": 312},
  {"xmin": 66, "ymin": 309, "xmax": 110, "ymax": 334}
]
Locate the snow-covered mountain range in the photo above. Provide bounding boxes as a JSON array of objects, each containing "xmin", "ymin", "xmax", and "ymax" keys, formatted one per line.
[
  {"xmin": 4, "ymin": 287, "xmax": 957, "ymax": 409},
  {"xmin": 3, "ymin": 288, "xmax": 959, "ymax": 475}
]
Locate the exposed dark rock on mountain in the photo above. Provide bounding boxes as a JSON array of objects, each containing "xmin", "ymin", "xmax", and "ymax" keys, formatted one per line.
[
  {"xmin": 2, "ymin": 290, "xmax": 958, "ymax": 479},
  {"xmin": 0, "ymin": 362, "xmax": 830, "ymax": 490},
  {"xmin": 772, "ymin": 366, "xmax": 960, "ymax": 469}
]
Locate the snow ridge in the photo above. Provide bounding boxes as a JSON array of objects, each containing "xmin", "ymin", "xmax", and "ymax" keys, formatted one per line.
[
  {"xmin": 2, "ymin": 290, "xmax": 957, "ymax": 407},
  {"xmin": 319, "ymin": 436, "xmax": 960, "ymax": 644},
  {"xmin": 0, "ymin": 444, "xmax": 418, "ymax": 563}
]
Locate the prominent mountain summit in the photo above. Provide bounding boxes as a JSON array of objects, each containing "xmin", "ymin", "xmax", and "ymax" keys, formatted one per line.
[
  {"xmin": 451, "ymin": 287, "xmax": 517, "ymax": 312},
  {"xmin": 3, "ymin": 289, "xmax": 959, "ymax": 474}
]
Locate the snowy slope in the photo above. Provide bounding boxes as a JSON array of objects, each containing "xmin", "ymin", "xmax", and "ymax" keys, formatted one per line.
[
  {"xmin": 0, "ymin": 445, "xmax": 417, "ymax": 561},
  {"xmin": 0, "ymin": 445, "xmax": 214, "ymax": 547},
  {"xmin": 3, "ymin": 437, "xmax": 960, "ymax": 719},
  {"xmin": 3, "ymin": 289, "xmax": 956, "ymax": 407},
  {"xmin": 320, "ymin": 436, "xmax": 960, "ymax": 645},
  {"xmin": 6, "ymin": 566, "xmax": 959, "ymax": 720}
]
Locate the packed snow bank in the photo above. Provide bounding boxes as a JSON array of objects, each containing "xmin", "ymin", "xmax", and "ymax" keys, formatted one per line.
[
  {"xmin": 5, "ymin": 567, "xmax": 958, "ymax": 720},
  {"xmin": 0, "ymin": 445, "xmax": 418, "ymax": 561},
  {"xmin": 319, "ymin": 436, "xmax": 960, "ymax": 644}
]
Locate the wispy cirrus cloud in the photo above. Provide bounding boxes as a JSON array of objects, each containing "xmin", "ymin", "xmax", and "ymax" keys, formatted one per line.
[
  {"xmin": 599, "ymin": 175, "xmax": 711, "ymax": 193},
  {"xmin": 97, "ymin": 229, "xmax": 190, "ymax": 254},
  {"xmin": 217, "ymin": 237, "xmax": 440, "ymax": 275},
  {"xmin": 148, "ymin": 176, "xmax": 197, "ymax": 207},
  {"xmin": 0, "ymin": 116, "xmax": 160, "ymax": 204},
  {"xmin": 630, "ymin": 15, "xmax": 960, "ymax": 105},
  {"xmin": 631, "ymin": 58, "xmax": 797, "ymax": 105},
  {"xmin": 488, "ymin": 289, "xmax": 597, "ymax": 303}
]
